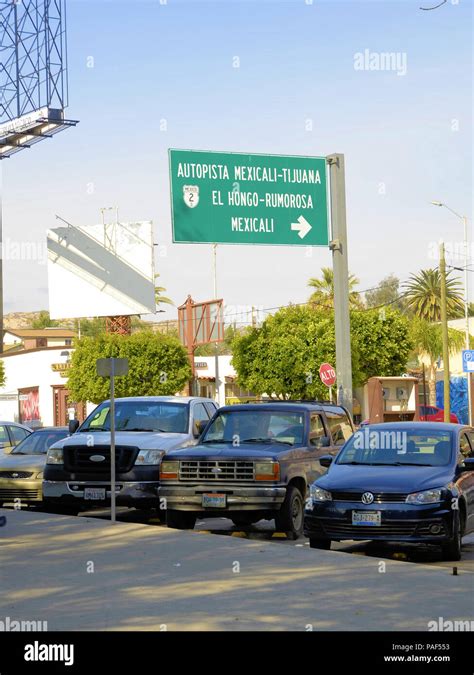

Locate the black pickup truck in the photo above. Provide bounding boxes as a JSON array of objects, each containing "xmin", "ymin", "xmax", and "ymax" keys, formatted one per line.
[{"xmin": 159, "ymin": 402, "xmax": 355, "ymax": 538}]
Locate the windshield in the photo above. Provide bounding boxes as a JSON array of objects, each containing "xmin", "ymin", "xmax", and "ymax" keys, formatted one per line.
[
  {"xmin": 80, "ymin": 401, "xmax": 189, "ymax": 434},
  {"xmin": 336, "ymin": 428, "xmax": 453, "ymax": 467},
  {"xmin": 11, "ymin": 430, "xmax": 69, "ymax": 455},
  {"xmin": 201, "ymin": 410, "xmax": 305, "ymax": 447}
]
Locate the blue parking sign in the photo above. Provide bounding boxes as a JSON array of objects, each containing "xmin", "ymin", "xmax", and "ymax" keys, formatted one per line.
[{"xmin": 462, "ymin": 350, "xmax": 474, "ymax": 372}]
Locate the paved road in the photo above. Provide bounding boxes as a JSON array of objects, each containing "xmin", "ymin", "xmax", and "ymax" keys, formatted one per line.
[
  {"xmin": 1, "ymin": 508, "xmax": 473, "ymax": 631},
  {"xmin": 74, "ymin": 506, "xmax": 474, "ymax": 574}
]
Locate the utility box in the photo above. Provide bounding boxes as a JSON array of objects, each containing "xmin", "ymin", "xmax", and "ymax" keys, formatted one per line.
[{"xmin": 365, "ymin": 376, "xmax": 420, "ymax": 424}]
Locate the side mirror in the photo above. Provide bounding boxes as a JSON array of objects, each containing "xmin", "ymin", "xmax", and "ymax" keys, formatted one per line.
[
  {"xmin": 2, "ymin": 446, "xmax": 13, "ymax": 455},
  {"xmin": 459, "ymin": 458, "xmax": 474, "ymax": 472},
  {"xmin": 193, "ymin": 420, "xmax": 205, "ymax": 438},
  {"xmin": 319, "ymin": 454, "xmax": 333, "ymax": 468},
  {"xmin": 69, "ymin": 419, "xmax": 80, "ymax": 435}
]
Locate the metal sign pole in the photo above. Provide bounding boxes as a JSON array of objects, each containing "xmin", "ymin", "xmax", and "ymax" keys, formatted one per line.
[
  {"xmin": 110, "ymin": 358, "xmax": 116, "ymax": 524},
  {"xmin": 327, "ymin": 154, "xmax": 353, "ymax": 415},
  {"xmin": 212, "ymin": 243, "xmax": 221, "ymax": 406}
]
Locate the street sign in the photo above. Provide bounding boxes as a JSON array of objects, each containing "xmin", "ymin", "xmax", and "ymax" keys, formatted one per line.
[
  {"xmin": 169, "ymin": 149, "xmax": 329, "ymax": 246},
  {"xmin": 462, "ymin": 350, "xmax": 474, "ymax": 372},
  {"xmin": 96, "ymin": 358, "xmax": 129, "ymax": 378},
  {"xmin": 319, "ymin": 363, "xmax": 337, "ymax": 387}
]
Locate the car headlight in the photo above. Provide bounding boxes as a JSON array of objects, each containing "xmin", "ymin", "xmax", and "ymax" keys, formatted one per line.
[
  {"xmin": 35, "ymin": 472, "xmax": 43, "ymax": 479},
  {"xmin": 310, "ymin": 485, "xmax": 332, "ymax": 502},
  {"xmin": 406, "ymin": 488, "xmax": 443, "ymax": 505},
  {"xmin": 135, "ymin": 450, "xmax": 162, "ymax": 466},
  {"xmin": 255, "ymin": 461, "xmax": 280, "ymax": 481},
  {"xmin": 160, "ymin": 460, "xmax": 179, "ymax": 480},
  {"xmin": 46, "ymin": 448, "xmax": 64, "ymax": 465}
]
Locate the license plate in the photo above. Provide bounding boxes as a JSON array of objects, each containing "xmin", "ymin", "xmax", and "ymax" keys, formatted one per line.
[
  {"xmin": 84, "ymin": 488, "xmax": 106, "ymax": 500},
  {"xmin": 202, "ymin": 493, "xmax": 226, "ymax": 508},
  {"xmin": 352, "ymin": 511, "xmax": 381, "ymax": 526}
]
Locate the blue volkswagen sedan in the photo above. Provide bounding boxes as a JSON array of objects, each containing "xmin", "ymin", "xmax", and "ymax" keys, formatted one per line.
[{"xmin": 304, "ymin": 423, "xmax": 474, "ymax": 560}]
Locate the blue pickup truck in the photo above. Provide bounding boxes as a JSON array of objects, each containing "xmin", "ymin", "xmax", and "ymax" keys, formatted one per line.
[{"xmin": 159, "ymin": 402, "xmax": 355, "ymax": 538}]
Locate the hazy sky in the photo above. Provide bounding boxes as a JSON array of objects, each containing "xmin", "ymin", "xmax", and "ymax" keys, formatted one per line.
[{"xmin": 2, "ymin": 0, "xmax": 472, "ymax": 326}]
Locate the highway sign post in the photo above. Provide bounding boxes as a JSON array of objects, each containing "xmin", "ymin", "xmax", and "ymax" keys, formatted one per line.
[
  {"xmin": 169, "ymin": 149, "xmax": 329, "ymax": 246},
  {"xmin": 96, "ymin": 357, "xmax": 129, "ymax": 525}
]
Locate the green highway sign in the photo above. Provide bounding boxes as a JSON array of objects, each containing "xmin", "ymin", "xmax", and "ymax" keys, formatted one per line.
[{"xmin": 169, "ymin": 149, "xmax": 329, "ymax": 246}]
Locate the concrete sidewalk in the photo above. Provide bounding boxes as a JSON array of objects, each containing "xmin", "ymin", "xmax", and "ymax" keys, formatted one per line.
[{"xmin": 0, "ymin": 508, "xmax": 472, "ymax": 631}]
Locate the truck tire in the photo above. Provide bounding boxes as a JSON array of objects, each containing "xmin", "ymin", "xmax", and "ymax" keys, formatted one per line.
[
  {"xmin": 441, "ymin": 512, "xmax": 462, "ymax": 561},
  {"xmin": 275, "ymin": 485, "xmax": 304, "ymax": 540},
  {"xmin": 166, "ymin": 510, "xmax": 196, "ymax": 530}
]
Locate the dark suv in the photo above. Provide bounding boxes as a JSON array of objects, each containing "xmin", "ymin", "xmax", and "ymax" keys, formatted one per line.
[{"xmin": 159, "ymin": 402, "xmax": 354, "ymax": 538}]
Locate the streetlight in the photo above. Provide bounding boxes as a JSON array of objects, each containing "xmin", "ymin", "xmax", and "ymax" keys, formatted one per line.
[{"xmin": 431, "ymin": 201, "xmax": 471, "ymax": 423}]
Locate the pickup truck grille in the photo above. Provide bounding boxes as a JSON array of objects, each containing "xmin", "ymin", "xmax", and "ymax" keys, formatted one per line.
[
  {"xmin": 63, "ymin": 445, "xmax": 139, "ymax": 473},
  {"xmin": 179, "ymin": 460, "xmax": 254, "ymax": 481}
]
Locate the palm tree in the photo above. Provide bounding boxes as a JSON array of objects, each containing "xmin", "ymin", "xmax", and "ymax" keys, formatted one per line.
[
  {"xmin": 308, "ymin": 267, "xmax": 363, "ymax": 309},
  {"xmin": 403, "ymin": 268, "xmax": 464, "ymax": 321},
  {"xmin": 154, "ymin": 274, "xmax": 173, "ymax": 308},
  {"xmin": 411, "ymin": 318, "xmax": 465, "ymax": 404}
]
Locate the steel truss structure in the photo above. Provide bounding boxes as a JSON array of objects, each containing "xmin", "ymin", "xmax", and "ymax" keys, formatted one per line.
[{"xmin": 0, "ymin": 0, "xmax": 77, "ymax": 158}]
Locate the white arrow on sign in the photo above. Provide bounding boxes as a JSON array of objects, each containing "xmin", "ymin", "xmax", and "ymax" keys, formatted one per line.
[{"xmin": 291, "ymin": 215, "xmax": 312, "ymax": 239}]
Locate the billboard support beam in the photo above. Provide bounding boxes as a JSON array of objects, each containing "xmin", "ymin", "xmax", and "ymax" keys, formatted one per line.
[{"xmin": 327, "ymin": 154, "xmax": 353, "ymax": 415}]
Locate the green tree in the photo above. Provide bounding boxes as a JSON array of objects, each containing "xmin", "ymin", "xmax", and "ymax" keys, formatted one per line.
[
  {"xmin": 403, "ymin": 268, "xmax": 464, "ymax": 321},
  {"xmin": 365, "ymin": 275, "xmax": 405, "ymax": 311},
  {"xmin": 350, "ymin": 308, "xmax": 413, "ymax": 382},
  {"xmin": 410, "ymin": 318, "xmax": 465, "ymax": 405},
  {"xmin": 32, "ymin": 311, "xmax": 59, "ymax": 329},
  {"xmin": 231, "ymin": 305, "xmax": 413, "ymax": 399},
  {"xmin": 74, "ymin": 317, "xmax": 106, "ymax": 338},
  {"xmin": 308, "ymin": 267, "xmax": 363, "ymax": 309},
  {"xmin": 0, "ymin": 360, "xmax": 5, "ymax": 388},
  {"xmin": 67, "ymin": 332, "xmax": 192, "ymax": 404}
]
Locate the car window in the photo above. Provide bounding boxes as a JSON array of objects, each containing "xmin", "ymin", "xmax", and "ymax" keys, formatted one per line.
[
  {"xmin": 459, "ymin": 433, "xmax": 473, "ymax": 460},
  {"xmin": 325, "ymin": 411, "xmax": 353, "ymax": 446},
  {"xmin": 9, "ymin": 426, "xmax": 30, "ymax": 446},
  {"xmin": 0, "ymin": 425, "xmax": 10, "ymax": 448},
  {"xmin": 337, "ymin": 429, "xmax": 453, "ymax": 466},
  {"xmin": 81, "ymin": 401, "xmax": 189, "ymax": 433},
  {"xmin": 202, "ymin": 410, "xmax": 305, "ymax": 447},
  {"xmin": 309, "ymin": 414, "xmax": 325, "ymax": 446},
  {"xmin": 204, "ymin": 402, "xmax": 217, "ymax": 418},
  {"xmin": 193, "ymin": 403, "xmax": 210, "ymax": 424},
  {"xmin": 11, "ymin": 429, "xmax": 68, "ymax": 455}
]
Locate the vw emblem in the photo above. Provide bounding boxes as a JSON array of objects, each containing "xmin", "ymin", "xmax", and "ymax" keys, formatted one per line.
[
  {"xmin": 361, "ymin": 492, "xmax": 374, "ymax": 505},
  {"xmin": 90, "ymin": 455, "xmax": 106, "ymax": 463}
]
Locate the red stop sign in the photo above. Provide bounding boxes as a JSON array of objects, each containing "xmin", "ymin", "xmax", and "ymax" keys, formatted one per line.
[{"xmin": 319, "ymin": 363, "xmax": 336, "ymax": 387}]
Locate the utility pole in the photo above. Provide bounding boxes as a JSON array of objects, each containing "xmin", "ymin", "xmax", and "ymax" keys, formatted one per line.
[
  {"xmin": 212, "ymin": 243, "xmax": 220, "ymax": 405},
  {"xmin": 440, "ymin": 243, "xmax": 450, "ymax": 421},
  {"xmin": 327, "ymin": 154, "xmax": 353, "ymax": 415}
]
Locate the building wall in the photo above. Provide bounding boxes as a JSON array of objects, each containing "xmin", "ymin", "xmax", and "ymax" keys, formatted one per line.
[{"xmin": 0, "ymin": 349, "xmax": 73, "ymax": 426}]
